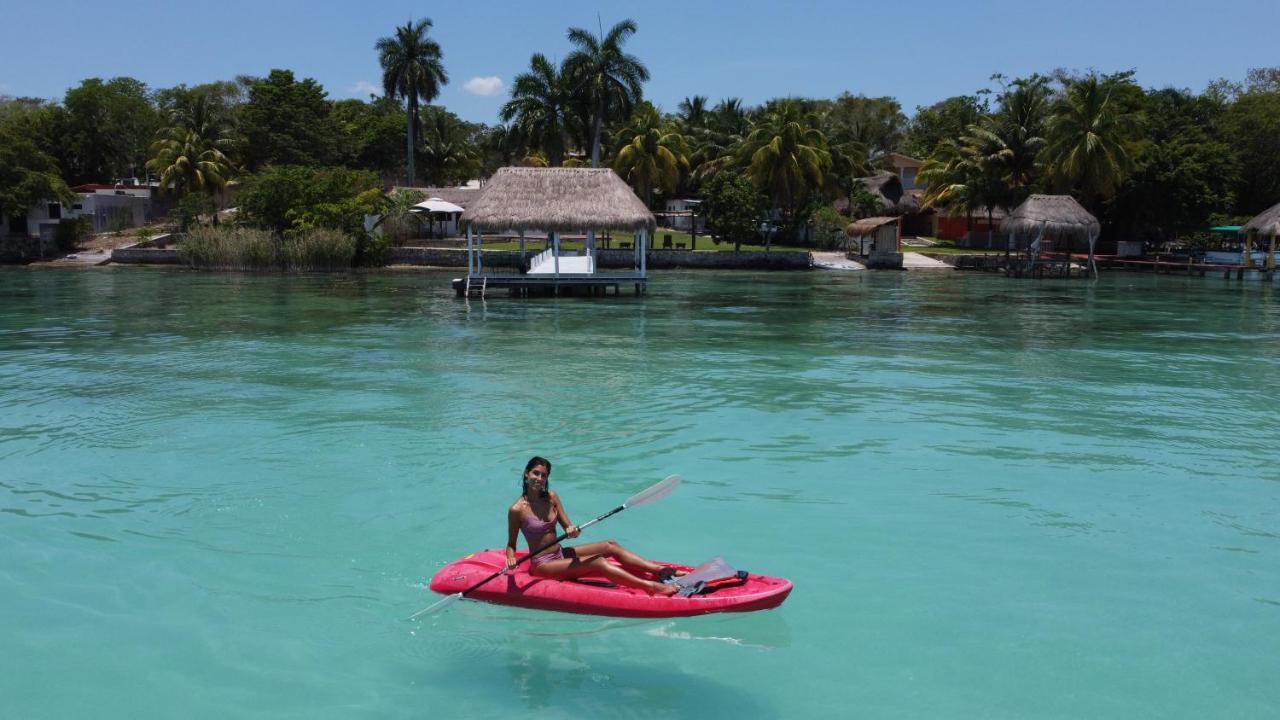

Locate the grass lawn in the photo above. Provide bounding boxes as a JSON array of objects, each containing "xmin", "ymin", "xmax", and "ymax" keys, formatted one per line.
[
  {"xmin": 471, "ymin": 229, "xmax": 811, "ymax": 253},
  {"xmin": 909, "ymin": 238, "xmax": 1007, "ymax": 255}
]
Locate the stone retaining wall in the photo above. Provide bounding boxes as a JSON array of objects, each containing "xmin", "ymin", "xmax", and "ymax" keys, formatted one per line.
[
  {"xmin": 0, "ymin": 234, "xmax": 58, "ymax": 263},
  {"xmin": 112, "ymin": 248, "xmax": 181, "ymax": 264}
]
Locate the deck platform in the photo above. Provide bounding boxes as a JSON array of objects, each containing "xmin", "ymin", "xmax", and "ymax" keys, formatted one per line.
[
  {"xmin": 452, "ymin": 272, "xmax": 648, "ymax": 297},
  {"xmin": 1094, "ymin": 255, "xmax": 1277, "ymax": 279}
]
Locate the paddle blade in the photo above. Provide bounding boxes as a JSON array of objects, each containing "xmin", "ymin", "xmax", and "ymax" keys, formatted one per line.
[
  {"xmin": 407, "ymin": 592, "xmax": 462, "ymax": 620},
  {"xmin": 623, "ymin": 474, "xmax": 681, "ymax": 509}
]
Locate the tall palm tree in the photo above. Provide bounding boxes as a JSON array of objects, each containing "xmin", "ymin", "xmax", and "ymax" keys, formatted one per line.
[
  {"xmin": 991, "ymin": 76, "xmax": 1050, "ymax": 202},
  {"xmin": 919, "ymin": 137, "xmax": 979, "ymax": 230},
  {"xmin": 563, "ymin": 18, "xmax": 649, "ymax": 167},
  {"xmin": 613, "ymin": 103, "xmax": 689, "ymax": 205},
  {"xmin": 1042, "ymin": 74, "xmax": 1137, "ymax": 211},
  {"xmin": 376, "ymin": 18, "xmax": 448, "ymax": 187},
  {"xmin": 146, "ymin": 94, "xmax": 236, "ymax": 212},
  {"xmin": 500, "ymin": 53, "xmax": 574, "ymax": 167},
  {"xmin": 688, "ymin": 98, "xmax": 750, "ymax": 188},
  {"xmin": 677, "ymin": 95, "xmax": 710, "ymax": 129},
  {"xmin": 736, "ymin": 100, "xmax": 831, "ymax": 246},
  {"xmin": 418, "ymin": 107, "xmax": 479, "ymax": 186}
]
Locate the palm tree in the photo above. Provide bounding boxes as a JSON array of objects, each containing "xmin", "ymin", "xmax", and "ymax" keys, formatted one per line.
[
  {"xmin": 1042, "ymin": 74, "xmax": 1137, "ymax": 211},
  {"xmin": 827, "ymin": 139, "xmax": 872, "ymax": 213},
  {"xmin": 736, "ymin": 100, "xmax": 831, "ymax": 246},
  {"xmin": 418, "ymin": 107, "xmax": 479, "ymax": 186},
  {"xmin": 919, "ymin": 138, "xmax": 979, "ymax": 231},
  {"xmin": 687, "ymin": 98, "xmax": 751, "ymax": 188},
  {"xmin": 563, "ymin": 18, "xmax": 649, "ymax": 167},
  {"xmin": 376, "ymin": 18, "xmax": 448, "ymax": 187},
  {"xmin": 613, "ymin": 103, "xmax": 689, "ymax": 206},
  {"xmin": 991, "ymin": 76, "xmax": 1050, "ymax": 202},
  {"xmin": 677, "ymin": 95, "xmax": 710, "ymax": 129},
  {"xmin": 500, "ymin": 54, "xmax": 574, "ymax": 167},
  {"xmin": 146, "ymin": 94, "xmax": 236, "ymax": 217}
]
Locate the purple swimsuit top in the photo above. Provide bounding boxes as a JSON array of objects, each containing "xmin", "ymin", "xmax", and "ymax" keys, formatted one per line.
[{"xmin": 520, "ymin": 511, "xmax": 558, "ymax": 547}]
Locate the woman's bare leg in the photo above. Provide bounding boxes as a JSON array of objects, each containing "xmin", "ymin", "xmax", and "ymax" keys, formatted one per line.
[
  {"xmin": 532, "ymin": 554, "xmax": 676, "ymax": 595},
  {"xmin": 567, "ymin": 539, "xmax": 666, "ymax": 577}
]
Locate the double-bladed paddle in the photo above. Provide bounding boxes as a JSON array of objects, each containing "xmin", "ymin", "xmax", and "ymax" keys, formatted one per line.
[{"xmin": 408, "ymin": 473, "xmax": 682, "ymax": 619}]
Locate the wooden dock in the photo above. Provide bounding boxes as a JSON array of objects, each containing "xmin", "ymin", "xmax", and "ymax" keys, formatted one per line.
[
  {"xmin": 952, "ymin": 252, "xmax": 1279, "ymax": 282},
  {"xmin": 452, "ymin": 271, "xmax": 648, "ymax": 298},
  {"xmin": 1094, "ymin": 255, "xmax": 1278, "ymax": 280}
]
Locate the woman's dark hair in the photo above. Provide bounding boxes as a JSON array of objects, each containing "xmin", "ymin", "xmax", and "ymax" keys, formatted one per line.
[{"xmin": 522, "ymin": 456, "xmax": 552, "ymax": 499}]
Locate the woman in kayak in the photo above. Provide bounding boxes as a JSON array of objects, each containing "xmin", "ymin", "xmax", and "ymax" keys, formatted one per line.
[{"xmin": 507, "ymin": 456, "xmax": 680, "ymax": 595}]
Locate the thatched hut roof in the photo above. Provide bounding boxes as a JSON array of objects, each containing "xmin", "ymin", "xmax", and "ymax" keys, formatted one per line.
[
  {"xmin": 845, "ymin": 216, "xmax": 898, "ymax": 237},
  {"xmin": 1243, "ymin": 201, "xmax": 1280, "ymax": 237},
  {"xmin": 1000, "ymin": 194, "xmax": 1099, "ymax": 240},
  {"xmin": 460, "ymin": 167, "xmax": 655, "ymax": 232}
]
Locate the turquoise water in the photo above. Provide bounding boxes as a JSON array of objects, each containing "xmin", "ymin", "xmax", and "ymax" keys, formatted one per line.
[{"xmin": 2, "ymin": 266, "xmax": 1278, "ymax": 719}]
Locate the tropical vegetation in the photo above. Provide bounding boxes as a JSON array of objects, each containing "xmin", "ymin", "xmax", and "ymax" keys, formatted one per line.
[{"xmin": 3, "ymin": 12, "xmax": 1280, "ymax": 261}]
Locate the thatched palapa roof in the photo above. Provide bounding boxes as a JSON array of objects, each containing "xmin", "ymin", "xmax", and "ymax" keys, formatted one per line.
[
  {"xmin": 1243, "ymin": 201, "xmax": 1280, "ymax": 237},
  {"xmin": 461, "ymin": 167, "xmax": 655, "ymax": 232},
  {"xmin": 1000, "ymin": 194, "xmax": 1099, "ymax": 240},
  {"xmin": 862, "ymin": 174, "xmax": 920, "ymax": 214},
  {"xmin": 845, "ymin": 216, "xmax": 898, "ymax": 237}
]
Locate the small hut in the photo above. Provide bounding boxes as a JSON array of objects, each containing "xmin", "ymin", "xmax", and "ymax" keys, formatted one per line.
[
  {"xmin": 845, "ymin": 216, "xmax": 901, "ymax": 268},
  {"xmin": 1001, "ymin": 194, "xmax": 1101, "ymax": 278},
  {"xmin": 1242, "ymin": 201, "xmax": 1280, "ymax": 270},
  {"xmin": 456, "ymin": 167, "xmax": 656, "ymax": 297}
]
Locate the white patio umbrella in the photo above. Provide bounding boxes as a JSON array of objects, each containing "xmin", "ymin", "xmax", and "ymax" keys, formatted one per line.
[
  {"xmin": 411, "ymin": 197, "xmax": 465, "ymax": 214},
  {"xmin": 410, "ymin": 197, "xmax": 465, "ymax": 238}
]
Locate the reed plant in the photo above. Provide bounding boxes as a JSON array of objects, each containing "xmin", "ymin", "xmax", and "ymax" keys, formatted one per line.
[
  {"xmin": 179, "ymin": 226, "xmax": 359, "ymax": 271},
  {"xmin": 281, "ymin": 228, "xmax": 356, "ymax": 271}
]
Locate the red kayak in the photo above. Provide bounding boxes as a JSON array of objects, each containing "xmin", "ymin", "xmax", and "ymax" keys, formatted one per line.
[{"xmin": 429, "ymin": 549, "xmax": 793, "ymax": 618}]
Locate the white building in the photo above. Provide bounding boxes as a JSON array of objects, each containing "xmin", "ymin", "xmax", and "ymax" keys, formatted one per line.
[{"xmin": 659, "ymin": 198, "xmax": 705, "ymax": 233}]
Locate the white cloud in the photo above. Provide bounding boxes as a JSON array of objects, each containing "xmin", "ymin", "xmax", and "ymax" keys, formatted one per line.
[
  {"xmin": 463, "ymin": 76, "xmax": 504, "ymax": 97},
  {"xmin": 349, "ymin": 80, "xmax": 379, "ymax": 97}
]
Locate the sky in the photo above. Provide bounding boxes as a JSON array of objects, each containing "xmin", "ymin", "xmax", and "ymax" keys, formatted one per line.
[{"xmin": 3, "ymin": 0, "xmax": 1278, "ymax": 124}]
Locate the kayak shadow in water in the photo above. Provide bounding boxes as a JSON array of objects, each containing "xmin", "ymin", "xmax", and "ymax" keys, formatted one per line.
[
  {"xmin": 458, "ymin": 603, "xmax": 792, "ymax": 649},
  {"xmin": 503, "ymin": 640, "xmax": 778, "ymax": 718}
]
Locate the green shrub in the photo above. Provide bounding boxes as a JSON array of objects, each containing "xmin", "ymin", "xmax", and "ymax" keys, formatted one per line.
[
  {"xmin": 810, "ymin": 206, "xmax": 849, "ymax": 250},
  {"xmin": 54, "ymin": 217, "xmax": 93, "ymax": 252},
  {"xmin": 174, "ymin": 193, "xmax": 215, "ymax": 231}
]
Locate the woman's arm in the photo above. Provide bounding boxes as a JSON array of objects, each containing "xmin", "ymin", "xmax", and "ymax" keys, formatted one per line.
[
  {"xmin": 506, "ymin": 505, "xmax": 522, "ymax": 569},
  {"xmin": 551, "ymin": 492, "xmax": 579, "ymax": 538}
]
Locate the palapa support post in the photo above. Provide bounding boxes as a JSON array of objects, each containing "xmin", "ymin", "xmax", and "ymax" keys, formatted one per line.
[
  {"xmin": 1088, "ymin": 230, "xmax": 1098, "ymax": 279},
  {"xmin": 466, "ymin": 224, "xmax": 475, "ymax": 274}
]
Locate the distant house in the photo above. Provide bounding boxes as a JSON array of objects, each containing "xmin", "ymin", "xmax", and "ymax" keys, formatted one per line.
[
  {"xmin": 883, "ymin": 152, "xmax": 924, "ymax": 190},
  {"xmin": 1, "ymin": 179, "xmax": 156, "ymax": 252},
  {"xmin": 659, "ymin": 198, "xmax": 706, "ymax": 233},
  {"xmin": 69, "ymin": 183, "xmax": 153, "ymax": 232},
  {"xmin": 2, "ymin": 200, "xmax": 66, "ymax": 240}
]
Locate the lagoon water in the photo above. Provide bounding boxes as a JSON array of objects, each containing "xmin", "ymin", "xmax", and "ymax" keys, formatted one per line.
[{"xmin": 2, "ymin": 266, "xmax": 1278, "ymax": 719}]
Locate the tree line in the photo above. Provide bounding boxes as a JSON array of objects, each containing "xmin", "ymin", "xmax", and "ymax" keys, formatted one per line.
[{"xmin": 3, "ymin": 15, "xmax": 1279, "ymax": 249}]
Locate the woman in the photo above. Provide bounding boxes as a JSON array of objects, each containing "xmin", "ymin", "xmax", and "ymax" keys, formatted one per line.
[{"xmin": 506, "ymin": 456, "xmax": 681, "ymax": 595}]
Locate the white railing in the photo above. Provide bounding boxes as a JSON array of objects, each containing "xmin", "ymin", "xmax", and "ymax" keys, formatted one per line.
[{"xmin": 527, "ymin": 248, "xmax": 554, "ymax": 273}]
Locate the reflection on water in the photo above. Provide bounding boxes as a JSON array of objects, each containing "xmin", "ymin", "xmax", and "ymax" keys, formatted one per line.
[{"xmin": 2, "ymin": 267, "xmax": 1279, "ymax": 719}]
